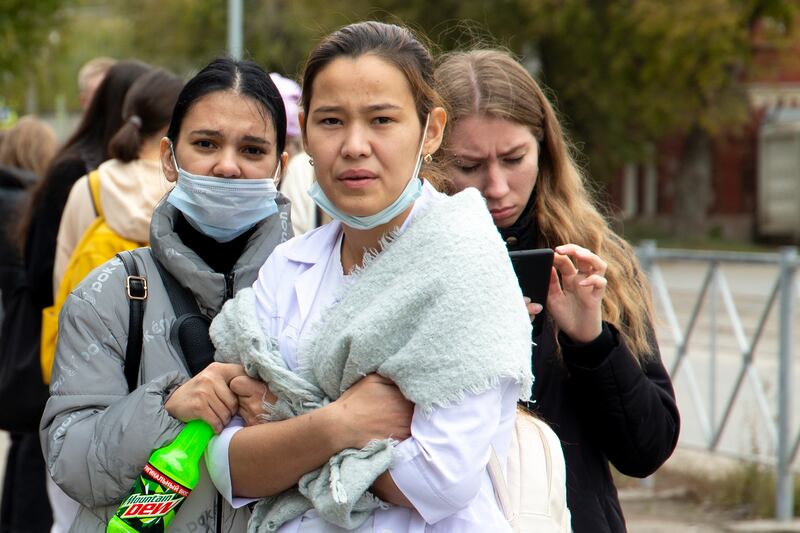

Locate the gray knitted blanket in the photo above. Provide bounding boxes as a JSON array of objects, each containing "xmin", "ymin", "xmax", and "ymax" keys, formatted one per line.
[{"xmin": 210, "ymin": 187, "xmax": 533, "ymax": 532}]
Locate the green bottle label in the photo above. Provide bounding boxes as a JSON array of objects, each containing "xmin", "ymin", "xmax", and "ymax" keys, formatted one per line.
[{"xmin": 112, "ymin": 462, "xmax": 191, "ymax": 532}]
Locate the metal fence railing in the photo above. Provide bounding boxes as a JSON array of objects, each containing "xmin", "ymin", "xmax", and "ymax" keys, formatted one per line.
[{"xmin": 636, "ymin": 241, "xmax": 798, "ymax": 520}]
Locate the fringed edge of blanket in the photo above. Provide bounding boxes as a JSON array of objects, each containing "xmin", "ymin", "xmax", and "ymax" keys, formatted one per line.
[{"xmin": 410, "ymin": 369, "xmax": 534, "ymax": 418}]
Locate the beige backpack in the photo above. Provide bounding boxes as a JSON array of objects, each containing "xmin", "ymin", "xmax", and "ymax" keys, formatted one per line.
[{"xmin": 488, "ymin": 407, "xmax": 572, "ymax": 532}]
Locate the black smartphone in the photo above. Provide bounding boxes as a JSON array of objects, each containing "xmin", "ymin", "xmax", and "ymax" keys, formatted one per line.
[{"xmin": 509, "ymin": 248, "xmax": 554, "ymax": 336}]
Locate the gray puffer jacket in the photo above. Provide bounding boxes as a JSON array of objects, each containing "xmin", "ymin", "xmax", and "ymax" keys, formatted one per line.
[{"xmin": 40, "ymin": 197, "xmax": 293, "ymax": 532}]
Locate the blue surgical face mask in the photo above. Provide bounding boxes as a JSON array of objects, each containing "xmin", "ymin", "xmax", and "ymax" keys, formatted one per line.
[
  {"xmin": 166, "ymin": 144, "xmax": 281, "ymax": 242},
  {"xmin": 307, "ymin": 114, "xmax": 430, "ymax": 230}
]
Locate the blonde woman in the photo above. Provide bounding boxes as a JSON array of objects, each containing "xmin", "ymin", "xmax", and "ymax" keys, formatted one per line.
[
  {"xmin": 434, "ymin": 49, "xmax": 680, "ymax": 533},
  {"xmin": 0, "ymin": 115, "xmax": 58, "ymax": 178}
]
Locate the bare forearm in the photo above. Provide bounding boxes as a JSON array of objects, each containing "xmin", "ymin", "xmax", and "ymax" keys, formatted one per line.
[
  {"xmin": 230, "ymin": 374, "xmax": 415, "ymax": 498},
  {"xmin": 370, "ymin": 471, "xmax": 414, "ymax": 509},
  {"xmin": 230, "ymin": 405, "xmax": 343, "ymax": 498}
]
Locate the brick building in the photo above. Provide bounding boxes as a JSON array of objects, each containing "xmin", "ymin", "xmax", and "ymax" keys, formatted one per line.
[{"xmin": 608, "ymin": 22, "xmax": 800, "ymax": 243}]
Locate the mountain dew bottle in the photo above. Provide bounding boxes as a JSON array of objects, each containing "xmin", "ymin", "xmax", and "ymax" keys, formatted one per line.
[{"xmin": 107, "ymin": 420, "xmax": 214, "ymax": 532}]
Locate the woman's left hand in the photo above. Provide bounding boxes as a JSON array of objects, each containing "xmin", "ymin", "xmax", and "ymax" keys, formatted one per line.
[
  {"xmin": 547, "ymin": 244, "xmax": 608, "ymax": 343},
  {"xmin": 230, "ymin": 375, "xmax": 277, "ymax": 427}
]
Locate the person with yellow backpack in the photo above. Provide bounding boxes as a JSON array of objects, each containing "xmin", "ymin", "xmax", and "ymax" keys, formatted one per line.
[
  {"xmin": 42, "ymin": 68, "xmax": 183, "ymax": 382},
  {"xmin": 39, "ymin": 67, "xmax": 183, "ymax": 532}
]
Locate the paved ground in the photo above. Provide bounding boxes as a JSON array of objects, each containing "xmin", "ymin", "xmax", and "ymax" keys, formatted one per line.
[
  {"xmin": 619, "ymin": 448, "xmax": 800, "ymax": 533},
  {"xmin": 622, "ymin": 488, "xmax": 800, "ymax": 533},
  {"xmin": 622, "ymin": 488, "xmax": 730, "ymax": 533},
  {"xmin": 620, "ymin": 448, "xmax": 736, "ymax": 533}
]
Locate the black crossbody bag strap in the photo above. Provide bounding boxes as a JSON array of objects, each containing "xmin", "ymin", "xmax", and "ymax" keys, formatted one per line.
[
  {"xmin": 117, "ymin": 251, "xmax": 147, "ymax": 392},
  {"xmin": 152, "ymin": 258, "xmax": 199, "ymax": 317},
  {"xmin": 152, "ymin": 257, "xmax": 215, "ymax": 378}
]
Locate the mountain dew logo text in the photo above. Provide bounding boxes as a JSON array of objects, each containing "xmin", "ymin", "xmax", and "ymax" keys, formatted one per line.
[
  {"xmin": 120, "ymin": 494, "xmax": 181, "ymax": 518},
  {"xmin": 111, "ymin": 463, "xmax": 191, "ymax": 531}
]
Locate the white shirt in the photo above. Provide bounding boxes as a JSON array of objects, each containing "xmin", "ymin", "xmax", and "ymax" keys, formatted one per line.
[
  {"xmin": 280, "ymin": 152, "xmax": 317, "ymax": 236},
  {"xmin": 207, "ymin": 181, "xmax": 516, "ymax": 532}
]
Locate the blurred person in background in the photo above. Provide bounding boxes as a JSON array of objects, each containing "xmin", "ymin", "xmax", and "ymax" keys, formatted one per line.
[
  {"xmin": 0, "ymin": 115, "xmax": 58, "ymax": 533},
  {"xmin": 269, "ymin": 73, "xmax": 302, "ymax": 159},
  {"xmin": 13, "ymin": 59, "xmax": 151, "ymax": 533},
  {"xmin": 53, "ymin": 67, "xmax": 184, "ymax": 296},
  {"xmin": 270, "ymin": 72, "xmax": 319, "ymax": 236},
  {"xmin": 17, "ymin": 59, "xmax": 151, "ymax": 314},
  {"xmin": 78, "ymin": 57, "xmax": 116, "ymax": 111},
  {"xmin": 0, "ymin": 116, "xmax": 59, "ymax": 325},
  {"xmin": 0, "ymin": 117, "xmax": 58, "ymax": 178}
]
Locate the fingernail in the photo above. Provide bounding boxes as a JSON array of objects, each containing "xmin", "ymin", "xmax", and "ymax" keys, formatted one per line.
[{"xmin": 532, "ymin": 303, "xmax": 543, "ymax": 313}]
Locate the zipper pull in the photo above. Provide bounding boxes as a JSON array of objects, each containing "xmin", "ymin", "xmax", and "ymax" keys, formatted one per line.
[{"xmin": 224, "ymin": 272, "xmax": 234, "ymax": 301}]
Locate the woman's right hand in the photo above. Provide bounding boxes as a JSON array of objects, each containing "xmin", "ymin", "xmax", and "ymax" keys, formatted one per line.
[
  {"xmin": 165, "ymin": 362, "xmax": 246, "ymax": 433},
  {"xmin": 330, "ymin": 374, "xmax": 413, "ymax": 450}
]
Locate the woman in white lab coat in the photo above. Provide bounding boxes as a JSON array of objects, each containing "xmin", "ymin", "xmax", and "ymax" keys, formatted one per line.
[{"xmin": 207, "ymin": 21, "xmax": 535, "ymax": 532}]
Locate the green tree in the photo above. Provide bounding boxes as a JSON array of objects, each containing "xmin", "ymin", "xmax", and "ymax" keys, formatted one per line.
[
  {"xmin": 0, "ymin": 0, "xmax": 66, "ymax": 73},
  {"xmin": 3, "ymin": 0, "xmax": 796, "ymax": 235},
  {"xmin": 109, "ymin": 0, "xmax": 339, "ymax": 79},
  {"xmin": 526, "ymin": 1, "xmax": 764, "ymax": 169},
  {"xmin": 0, "ymin": 0, "xmax": 73, "ymax": 113}
]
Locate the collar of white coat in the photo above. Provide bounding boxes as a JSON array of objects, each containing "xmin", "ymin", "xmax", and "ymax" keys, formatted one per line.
[{"xmin": 282, "ymin": 178, "xmax": 440, "ymax": 266}]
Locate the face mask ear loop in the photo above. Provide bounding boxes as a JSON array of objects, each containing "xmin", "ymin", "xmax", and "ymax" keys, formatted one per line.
[
  {"xmin": 416, "ymin": 114, "xmax": 431, "ymax": 167},
  {"xmin": 272, "ymin": 159, "xmax": 282, "ymax": 181},
  {"xmin": 406, "ymin": 113, "xmax": 431, "ymax": 186},
  {"xmin": 169, "ymin": 141, "xmax": 182, "ymax": 174}
]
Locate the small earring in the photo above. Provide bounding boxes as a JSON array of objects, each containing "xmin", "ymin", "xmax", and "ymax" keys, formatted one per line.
[
  {"xmin": 423, "ymin": 153, "xmax": 433, "ymax": 164},
  {"xmin": 308, "ymin": 158, "xmax": 314, "ymax": 166}
]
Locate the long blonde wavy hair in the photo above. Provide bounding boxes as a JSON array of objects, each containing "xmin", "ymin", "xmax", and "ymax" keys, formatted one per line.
[{"xmin": 434, "ymin": 49, "xmax": 654, "ymax": 360}]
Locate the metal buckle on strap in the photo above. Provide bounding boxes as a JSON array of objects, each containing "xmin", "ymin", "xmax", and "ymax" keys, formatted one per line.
[{"xmin": 126, "ymin": 276, "xmax": 148, "ymax": 300}]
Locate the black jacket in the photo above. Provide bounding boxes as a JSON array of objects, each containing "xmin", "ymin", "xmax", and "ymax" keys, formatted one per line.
[
  {"xmin": 502, "ymin": 206, "xmax": 680, "ymax": 533},
  {"xmin": 529, "ymin": 320, "xmax": 679, "ymax": 533},
  {"xmin": 0, "ymin": 165, "xmax": 36, "ymax": 300},
  {"xmin": 22, "ymin": 156, "xmax": 89, "ymax": 311}
]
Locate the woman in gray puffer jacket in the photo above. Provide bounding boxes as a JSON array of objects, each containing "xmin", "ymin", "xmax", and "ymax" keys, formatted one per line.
[{"xmin": 39, "ymin": 58, "xmax": 293, "ymax": 533}]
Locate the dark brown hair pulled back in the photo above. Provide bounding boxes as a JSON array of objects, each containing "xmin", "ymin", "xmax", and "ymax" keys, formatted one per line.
[{"xmin": 108, "ymin": 68, "xmax": 184, "ymax": 162}]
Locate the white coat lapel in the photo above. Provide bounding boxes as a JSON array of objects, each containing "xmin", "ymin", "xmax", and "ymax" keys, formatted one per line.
[{"xmin": 284, "ymin": 221, "xmax": 343, "ymax": 324}]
